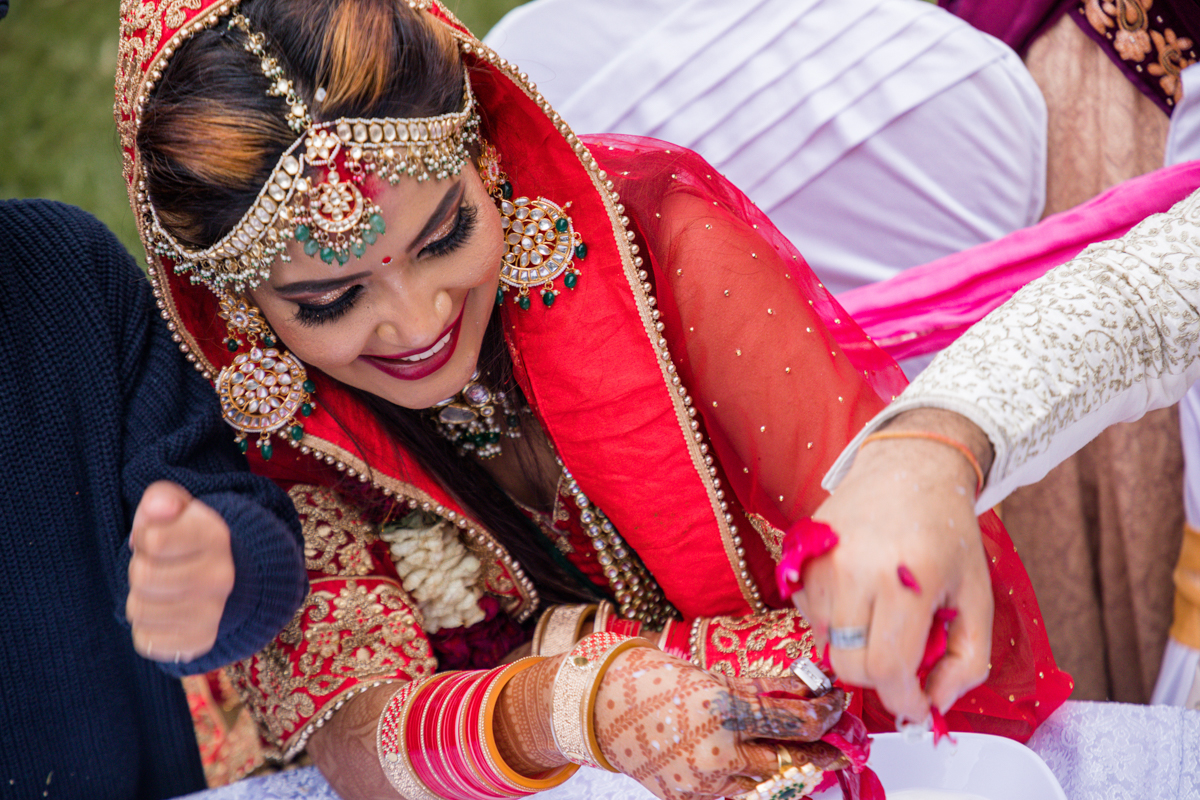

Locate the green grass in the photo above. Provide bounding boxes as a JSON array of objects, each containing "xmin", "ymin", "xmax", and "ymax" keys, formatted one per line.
[{"xmin": 0, "ymin": 0, "xmax": 527, "ymax": 260}]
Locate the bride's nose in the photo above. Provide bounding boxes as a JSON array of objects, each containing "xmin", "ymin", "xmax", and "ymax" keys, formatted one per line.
[{"xmin": 372, "ymin": 287, "xmax": 455, "ymax": 348}]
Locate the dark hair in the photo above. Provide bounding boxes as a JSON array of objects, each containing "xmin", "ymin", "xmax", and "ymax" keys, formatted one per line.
[{"xmin": 138, "ymin": 0, "xmax": 600, "ymax": 606}]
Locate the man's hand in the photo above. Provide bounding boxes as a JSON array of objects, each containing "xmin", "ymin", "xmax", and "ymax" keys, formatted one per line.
[
  {"xmin": 126, "ymin": 481, "xmax": 234, "ymax": 664},
  {"xmin": 792, "ymin": 409, "xmax": 995, "ymax": 722}
]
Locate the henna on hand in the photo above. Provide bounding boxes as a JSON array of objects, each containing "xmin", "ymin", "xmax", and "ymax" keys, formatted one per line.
[
  {"xmin": 713, "ymin": 676, "xmax": 844, "ymax": 740},
  {"xmin": 593, "ymin": 646, "xmax": 845, "ymax": 800}
]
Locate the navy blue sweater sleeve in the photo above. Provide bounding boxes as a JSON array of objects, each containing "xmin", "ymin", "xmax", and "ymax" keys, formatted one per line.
[
  {"xmin": 85, "ymin": 209, "xmax": 307, "ymax": 675},
  {"xmin": 0, "ymin": 199, "xmax": 308, "ymax": 798}
]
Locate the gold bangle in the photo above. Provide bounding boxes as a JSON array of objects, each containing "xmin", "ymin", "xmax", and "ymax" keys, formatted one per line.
[
  {"xmin": 688, "ymin": 616, "xmax": 708, "ymax": 667},
  {"xmin": 593, "ymin": 600, "xmax": 616, "ymax": 633},
  {"xmin": 551, "ymin": 632, "xmax": 656, "ymax": 772},
  {"xmin": 860, "ymin": 429, "xmax": 985, "ymax": 496},
  {"xmin": 480, "ymin": 656, "xmax": 580, "ymax": 791},
  {"xmin": 376, "ymin": 676, "xmax": 445, "ymax": 800},
  {"xmin": 532, "ymin": 604, "xmax": 598, "ymax": 656}
]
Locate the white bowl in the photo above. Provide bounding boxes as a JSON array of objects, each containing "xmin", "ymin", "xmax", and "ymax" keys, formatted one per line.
[{"xmin": 811, "ymin": 731, "xmax": 1067, "ymax": 800}]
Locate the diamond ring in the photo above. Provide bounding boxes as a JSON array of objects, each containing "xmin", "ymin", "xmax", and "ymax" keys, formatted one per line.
[{"xmin": 828, "ymin": 625, "xmax": 869, "ymax": 650}]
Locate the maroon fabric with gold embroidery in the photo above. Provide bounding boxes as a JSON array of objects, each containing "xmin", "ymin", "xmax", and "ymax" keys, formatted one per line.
[{"xmin": 941, "ymin": 0, "xmax": 1199, "ymax": 114}]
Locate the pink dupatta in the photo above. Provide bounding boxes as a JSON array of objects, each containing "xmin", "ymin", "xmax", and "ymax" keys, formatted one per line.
[{"xmin": 839, "ymin": 160, "xmax": 1200, "ymax": 363}]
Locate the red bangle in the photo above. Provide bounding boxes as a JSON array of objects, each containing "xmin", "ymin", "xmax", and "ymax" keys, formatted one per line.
[
  {"xmin": 860, "ymin": 429, "xmax": 985, "ymax": 497},
  {"xmin": 464, "ymin": 666, "xmax": 517, "ymax": 795},
  {"xmin": 406, "ymin": 673, "xmax": 462, "ymax": 796},
  {"xmin": 608, "ymin": 618, "xmax": 644, "ymax": 638},
  {"xmin": 454, "ymin": 673, "xmax": 513, "ymax": 800},
  {"xmin": 442, "ymin": 673, "xmax": 507, "ymax": 800},
  {"xmin": 378, "ymin": 678, "xmax": 441, "ymax": 800},
  {"xmin": 659, "ymin": 618, "xmax": 691, "ymax": 660},
  {"xmin": 429, "ymin": 673, "xmax": 489, "ymax": 799}
]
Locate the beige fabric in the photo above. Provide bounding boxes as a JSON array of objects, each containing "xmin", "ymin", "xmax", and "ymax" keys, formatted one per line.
[
  {"xmin": 1026, "ymin": 14, "xmax": 1171, "ymax": 214},
  {"xmin": 1001, "ymin": 15, "xmax": 1180, "ymax": 703}
]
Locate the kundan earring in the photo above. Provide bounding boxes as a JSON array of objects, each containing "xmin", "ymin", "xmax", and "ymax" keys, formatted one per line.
[
  {"xmin": 216, "ymin": 293, "xmax": 315, "ymax": 460},
  {"xmin": 478, "ymin": 142, "xmax": 585, "ymax": 310}
]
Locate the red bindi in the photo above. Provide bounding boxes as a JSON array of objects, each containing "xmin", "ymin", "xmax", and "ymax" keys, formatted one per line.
[{"xmin": 382, "ymin": 256, "xmax": 392, "ymax": 264}]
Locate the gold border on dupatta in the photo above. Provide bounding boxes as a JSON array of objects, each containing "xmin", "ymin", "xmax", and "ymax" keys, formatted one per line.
[{"xmin": 442, "ymin": 8, "xmax": 765, "ymax": 613}]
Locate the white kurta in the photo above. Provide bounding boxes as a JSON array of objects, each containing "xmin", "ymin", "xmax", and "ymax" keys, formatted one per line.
[
  {"xmin": 484, "ymin": 0, "xmax": 1048, "ymax": 296},
  {"xmin": 1151, "ymin": 62, "xmax": 1200, "ymax": 709},
  {"xmin": 822, "ymin": 62, "xmax": 1200, "ymax": 708},
  {"xmin": 824, "ymin": 180, "xmax": 1200, "ymax": 511}
]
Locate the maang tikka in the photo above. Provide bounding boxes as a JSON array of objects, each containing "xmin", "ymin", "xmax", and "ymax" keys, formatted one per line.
[
  {"xmin": 137, "ymin": 11, "xmax": 480, "ymax": 293},
  {"xmin": 216, "ymin": 293, "xmax": 315, "ymax": 460},
  {"xmin": 478, "ymin": 143, "xmax": 586, "ymax": 310}
]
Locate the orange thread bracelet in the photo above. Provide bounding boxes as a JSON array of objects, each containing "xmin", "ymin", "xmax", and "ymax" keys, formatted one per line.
[{"xmin": 860, "ymin": 430, "xmax": 985, "ymax": 497}]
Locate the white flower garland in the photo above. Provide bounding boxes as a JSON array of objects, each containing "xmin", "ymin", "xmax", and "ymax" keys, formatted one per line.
[{"xmin": 379, "ymin": 511, "xmax": 486, "ymax": 633}]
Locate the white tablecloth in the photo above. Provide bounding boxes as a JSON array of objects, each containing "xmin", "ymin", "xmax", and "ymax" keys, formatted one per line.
[{"xmin": 180, "ymin": 701, "xmax": 1200, "ymax": 800}]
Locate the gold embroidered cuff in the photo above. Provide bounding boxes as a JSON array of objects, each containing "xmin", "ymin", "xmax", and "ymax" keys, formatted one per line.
[
  {"xmin": 531, "ymin": 604, "xmax": 598, "ymax": 656},
  {"xmin": 593, "ymin": 600, "xmax": 616, "ymax": 634},
  {"xmin": 550, "ymin": 632, "xmax": 656, "ymax": 771},
  {"xmin": 376, "ymin": 676, "xmax": 445, "ymax": 800}
]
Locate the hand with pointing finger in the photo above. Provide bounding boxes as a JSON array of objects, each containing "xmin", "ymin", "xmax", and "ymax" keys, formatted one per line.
[{"xmin": 126, "ymin": 480, "xmax": 235, "ymax": 664}]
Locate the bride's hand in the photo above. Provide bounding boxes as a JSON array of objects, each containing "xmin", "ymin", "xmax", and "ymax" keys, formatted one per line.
[
  {"xmin": 791, "ymin": 409, "xmax": 995, "ymax": 724},
  {"xmin": 595, "ymin": 647, "xmax": 846, "ymax": 800}
]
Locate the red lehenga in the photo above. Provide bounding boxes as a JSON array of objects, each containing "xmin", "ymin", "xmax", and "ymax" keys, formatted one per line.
[{"xmin": 118, "ymin": 0, "xmax": 1071, "ymax": 772}]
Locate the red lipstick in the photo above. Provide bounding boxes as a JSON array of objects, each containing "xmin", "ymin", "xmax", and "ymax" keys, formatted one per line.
[{"xmin": 360, "ymin": 305, "xmax": 464, "ymax": 381}]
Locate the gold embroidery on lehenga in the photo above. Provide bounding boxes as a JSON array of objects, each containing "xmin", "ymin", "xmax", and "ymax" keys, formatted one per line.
[
  {"xmin": 229, "ymin": 576, "xmax": 435, "ymax": 760},
  {"xmin": 289, "ymin": 485, "xmax": 376, "ymax": 576},
  {"xmin": 700, "ymin": 609, "xmax": 814, "ymax": 679}
]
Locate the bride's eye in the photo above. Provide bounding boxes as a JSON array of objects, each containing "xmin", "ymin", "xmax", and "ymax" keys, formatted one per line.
[
  {"xmin": 293, "ymin": 284, "xmax": 363, "ymax": 326},
  {"xmin": 421, "ymin": 204, "xmax": 478, "ymax": 258}
]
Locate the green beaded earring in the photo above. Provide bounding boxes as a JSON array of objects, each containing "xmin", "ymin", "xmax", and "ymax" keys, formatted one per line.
[
  {"xmin": 478, "ymin": 142, "xmax": 584, "ymax": 310},
  {"xmin": 215, "ymin": 293, "xmax": 315, "ymax": 460}
]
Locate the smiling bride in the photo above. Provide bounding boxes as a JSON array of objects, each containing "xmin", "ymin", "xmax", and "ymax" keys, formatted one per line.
[{"xmin": 115, "ymin": 0, "xmax": 1070, "ymax": 797}]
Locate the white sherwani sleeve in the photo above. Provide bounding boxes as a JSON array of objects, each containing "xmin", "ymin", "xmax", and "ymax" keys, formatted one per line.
[{"xmin": 824, "ymin": 186, "xmax": 1200, "ymax": 515}]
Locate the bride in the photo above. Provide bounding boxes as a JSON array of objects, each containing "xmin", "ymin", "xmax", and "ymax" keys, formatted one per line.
[{"xmin": 116, "ymin": 0, "xmax": 1068, "ymax": 796}]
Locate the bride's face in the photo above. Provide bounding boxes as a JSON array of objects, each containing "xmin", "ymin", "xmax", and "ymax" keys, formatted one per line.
[{"xmin": 250, "ymin": 164, "xmax": 504, "ymax": 410}]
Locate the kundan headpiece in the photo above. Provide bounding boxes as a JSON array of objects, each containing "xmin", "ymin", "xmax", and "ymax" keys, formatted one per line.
[{"xmin": 132, "ymin": 6, "xmax": 479, "ymax": 294}]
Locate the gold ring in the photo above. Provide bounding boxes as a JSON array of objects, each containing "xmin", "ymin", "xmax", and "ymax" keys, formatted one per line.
[{"xmin": 741, "ymin": 745, "xmax": 824, "ymax": 800}]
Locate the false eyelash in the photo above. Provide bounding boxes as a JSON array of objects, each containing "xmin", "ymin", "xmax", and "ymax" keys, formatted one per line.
[
  {"xmin": 422, "ymin": 203, "xmax": 478, "ymax": 258},
  {"xmin": 293, "ymin": 284, "xmax": 364, "ymax": 326}
]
